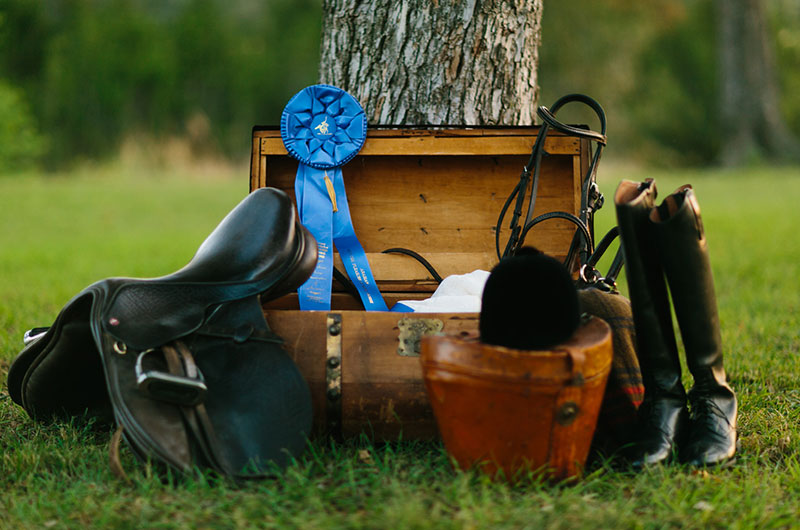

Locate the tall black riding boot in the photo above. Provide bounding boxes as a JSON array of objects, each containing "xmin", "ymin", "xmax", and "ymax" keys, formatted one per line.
[
  {"xmin": 615, "ymin": 179, "xmax": 689, "ymax": 466},
  {"xmin": 651, "ymin": 186, "xmax": 737, "ymax": 466}
]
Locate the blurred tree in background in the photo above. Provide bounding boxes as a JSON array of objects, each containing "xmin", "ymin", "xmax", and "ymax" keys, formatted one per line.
[
  {"xmin": 0, "ymin": 0, "xmax": 321, "ymax": 168},
  {"xmin": 716, "ymin": 0, "xmax": 800, "ymax": 165},
  {"xmin": 539, "ymin": 0, "xmax": 800, "ymax": 166},
  {"xmin": 0, "ymin": 0, "xmax": 798, "ymax": 170},
  {"xmin": 0, "ymin": 78, "xmax": 45, "ymax": 169}
]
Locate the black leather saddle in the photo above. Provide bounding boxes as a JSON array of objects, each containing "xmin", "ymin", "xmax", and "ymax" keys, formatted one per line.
[{"xmin": 7, "ymin": 188, "xmax": 318, "ymax": 479}]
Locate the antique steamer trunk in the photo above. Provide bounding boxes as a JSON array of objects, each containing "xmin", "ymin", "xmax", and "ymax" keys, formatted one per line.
[{"xmin": 250, "ymin": 126, "xmax": 592, "ymax": 439}]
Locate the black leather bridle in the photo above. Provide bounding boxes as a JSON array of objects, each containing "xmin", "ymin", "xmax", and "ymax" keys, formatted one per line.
[{"xmin": 495, "ymin": 94, "xmax": 621, "ymax": 288}]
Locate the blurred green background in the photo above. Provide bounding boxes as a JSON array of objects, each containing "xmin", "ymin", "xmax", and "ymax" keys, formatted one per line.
[{"xmin": 0, "ymin": 0, "xmax": 798, "ymax": 171}]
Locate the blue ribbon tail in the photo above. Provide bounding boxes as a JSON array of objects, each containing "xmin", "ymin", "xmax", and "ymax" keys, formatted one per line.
[
  {"xmin": 330, "ymin": 168, "xmax": 388, "ymax": 311},
  {"xmin": 295, "ymin": 164, "xmax": 334, "ymax": 310}
]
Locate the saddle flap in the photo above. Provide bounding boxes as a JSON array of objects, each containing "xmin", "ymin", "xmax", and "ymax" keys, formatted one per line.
[
  {"xmin": 191, "ymin": 334, "xmax": 313, "ymax": 475},
  {"xmin": 100, "ymin": 296, "xmax": 312, "ymax": 478},
  {"xmin": 99, "ymin": 330, "xmax": 194, "ymax": 472},
  {"xmin": 188, "ymin": 296, "xmax": 312, "ymax": 475},
  {"xmin": 8, "ymin": 292, "xmax": 112, "ymax": 422}
]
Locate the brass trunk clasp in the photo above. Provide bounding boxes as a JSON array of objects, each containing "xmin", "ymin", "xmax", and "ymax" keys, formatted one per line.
[{"xmin": 397, "ymin": 317, "xmax": 444, "ymax": 357}]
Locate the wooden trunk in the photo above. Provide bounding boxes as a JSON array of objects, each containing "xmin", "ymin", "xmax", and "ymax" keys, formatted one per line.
[{"xmin": 250, "ymin": 126, "xmax": 591, "ymax": 439}]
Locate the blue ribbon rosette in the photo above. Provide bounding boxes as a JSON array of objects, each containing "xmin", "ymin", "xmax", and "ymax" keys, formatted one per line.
[{"xmin": 281, "ymin": 84, "xmax": 387, "ymax": 311}]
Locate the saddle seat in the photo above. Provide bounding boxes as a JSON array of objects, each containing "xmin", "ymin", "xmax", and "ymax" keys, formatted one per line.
[{"xmin": 7, "ymin": 188, "xmax": 318, "ymax": 478}]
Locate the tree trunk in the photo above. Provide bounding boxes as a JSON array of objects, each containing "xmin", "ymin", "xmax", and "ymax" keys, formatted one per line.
[
  {"xmin": 319, "ymin": 0, "xmax": 542, "ymax": 126},
  {"xmin": 716, "ymin": 0, "xmax": 800, "ymax": 165}
]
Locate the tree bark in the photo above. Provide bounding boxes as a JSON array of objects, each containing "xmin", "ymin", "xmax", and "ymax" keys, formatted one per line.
[
  {"xmin": 716, "ymin": 0, "xmax": 800, "ymax": 165},
  {"xmin": 319, "ymin": 0, "xmax": 542, "ymax": 126}
]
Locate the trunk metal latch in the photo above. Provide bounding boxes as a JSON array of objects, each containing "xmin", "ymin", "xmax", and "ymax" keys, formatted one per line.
[{"xmin": 397, "ymin": 317, "xmax": 444, "ymax": 357}]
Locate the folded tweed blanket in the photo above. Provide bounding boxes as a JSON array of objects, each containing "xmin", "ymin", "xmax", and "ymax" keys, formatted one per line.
[{"xmin": 579, "ymin": 287, "xmax": 645, "ymax": 455}]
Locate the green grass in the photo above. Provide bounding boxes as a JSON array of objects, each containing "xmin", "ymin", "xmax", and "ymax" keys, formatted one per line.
[{"xmin": 1, "ymin": 163, "xmax": 800, "ymax": 528}]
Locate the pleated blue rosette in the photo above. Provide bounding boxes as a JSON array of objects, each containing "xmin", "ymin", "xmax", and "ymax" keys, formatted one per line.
[{"xmin": 281, "ymin": 84, "xmax": 387, "ymax": 311}]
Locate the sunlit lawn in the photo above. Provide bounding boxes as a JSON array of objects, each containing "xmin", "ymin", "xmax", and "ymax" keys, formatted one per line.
[{"xmin": 1, "ymin": 162, "xmax": 799, "ymax": 528}]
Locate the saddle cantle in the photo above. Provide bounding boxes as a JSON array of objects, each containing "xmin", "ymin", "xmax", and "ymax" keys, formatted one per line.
[{"xmin": 7, "ymin": 188, "xmax": 318, "ymax": 478}]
